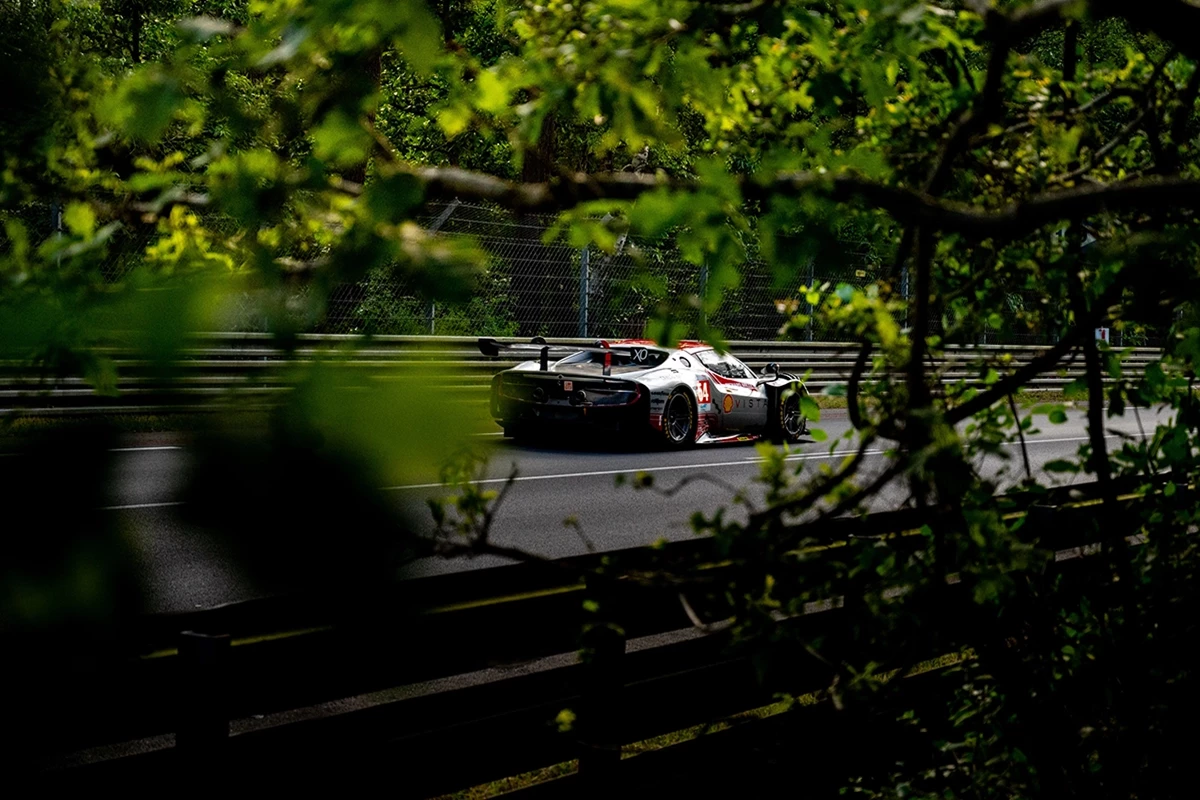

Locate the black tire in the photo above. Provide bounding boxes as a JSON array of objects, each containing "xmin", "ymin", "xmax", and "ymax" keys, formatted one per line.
[
  {"xmin": 769, "ymin": 382, "xmax": 809, "ymax": 444},
  {"xmin": 659, "ymin": 387, "xmax": 698, "ymax": 448}
]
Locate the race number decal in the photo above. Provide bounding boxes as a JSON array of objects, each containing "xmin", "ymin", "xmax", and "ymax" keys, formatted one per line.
[{"xmin": 697, "ymin": 380, "xmax": 711, "ymax": 405}]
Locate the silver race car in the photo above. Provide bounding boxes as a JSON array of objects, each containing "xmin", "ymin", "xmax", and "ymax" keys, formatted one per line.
[{"xmin": 479, "ymin": 337, "xmax": 810, "ymax": 447}]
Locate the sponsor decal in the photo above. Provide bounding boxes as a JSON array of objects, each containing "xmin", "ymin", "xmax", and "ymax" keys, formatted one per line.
[
  {"xmin": 723, "ymin": 395, "xmax": 734, "ymax": 413},
  {"xmin": 563, "ymin": 380, "xmax": 573, "ymax": 391},
  {"xmin": 705, "ymin": 371, "xmax": 755, "ymax": 390},
  {"xmin": 696, "ymin": 379, "xmax": 712, "ymax": 404}
]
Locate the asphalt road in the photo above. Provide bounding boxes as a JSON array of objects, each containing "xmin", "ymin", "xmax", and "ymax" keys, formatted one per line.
[{"xmin": 28, "ymin": 405, "xmax": 1170, "ymax": 612}]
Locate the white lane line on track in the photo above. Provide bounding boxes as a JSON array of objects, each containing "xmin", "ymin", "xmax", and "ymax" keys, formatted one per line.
[
  {"xmin": 108, "ymin": 445, "xmax": 184, "ymax": 452},
  {"xmin": 102, "ymin": 501, "xmax": 186, "ymax": 511},
  {"xmin": 381, "ymin": 432, "xmax": 1139, "ymax": 492},
  {"xmin": 383, "ymin": 449, "xmax": 890, "ymax": 491},
  {"xmin": 101, "ymin": 431, "xmax": 1147, "ymax": 507}
]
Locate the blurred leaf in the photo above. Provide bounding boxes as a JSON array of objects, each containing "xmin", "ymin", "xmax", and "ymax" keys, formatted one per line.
[
  {"xmin": 312, "ymin": 110, "xmax": 371, "ymax": 169},
  {"xmin": 800, "ymin": 395, "xmax": 821, "ymax": 422}
]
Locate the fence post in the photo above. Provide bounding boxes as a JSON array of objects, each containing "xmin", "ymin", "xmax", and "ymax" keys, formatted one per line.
[
  {"xmin": 52, "ymin": 200, "xmax": 63, "ymax": 269},
  {"xmin": 424, "ymin": 199, "xmax": 463, "ymax": 336},
  {"xmin": 807, "ymin": 257, "xmax": 815, "ymax": 342},
  {"xmin": 699, "ymin": 258, "xmax": 709, "ymax": 330},
  {"xmin": 176, "ymin": 631, "xmax": 231, "ymax": 761},
  {"xmin": 900, "ymin": 262, "xmax": 910, "ymax": 330},
  {"xmin": 579, "ymin": 246, "xmax": 590, "ymax": 338},
  {"xmin": 577, "ymin": 575, "xmax": 626, "ymax": 792}
]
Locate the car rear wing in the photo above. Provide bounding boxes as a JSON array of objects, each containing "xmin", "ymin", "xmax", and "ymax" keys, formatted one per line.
[{"xmin": 477, "ymin": 337, "xmax": 654, "ymax": 375}]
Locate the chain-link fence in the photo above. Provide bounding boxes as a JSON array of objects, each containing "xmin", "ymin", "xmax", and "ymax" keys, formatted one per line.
[
  {"xmin": 3, "ymin": 199, "xmax": 1165, "ymax": 345},
  {"xmin": 321, "ymin": 201, "xmax": 884, "ymax": 341}
]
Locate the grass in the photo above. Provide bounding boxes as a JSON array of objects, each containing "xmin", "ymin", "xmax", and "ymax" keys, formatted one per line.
[
  {"xmin": 812, "ymin": 387, "xmax": 1092, "ymax": 411},
  {"xmin": 0, "ymin": 412, "xmax": 224, "ymax": 438}
]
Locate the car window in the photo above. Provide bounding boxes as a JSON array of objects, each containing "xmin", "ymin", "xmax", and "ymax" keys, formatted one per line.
[
  {"xmin": 557, "ymin": 347, "xmax": 668, "ymax": 372},
  {"xmin": 696, "ymin": 350, "xmax": 754, "ymax": 379}
]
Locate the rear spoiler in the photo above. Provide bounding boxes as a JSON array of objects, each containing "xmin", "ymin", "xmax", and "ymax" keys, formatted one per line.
[{"xmin": 477, "ymin": 337, "xmax": 655, "ymax": 375}]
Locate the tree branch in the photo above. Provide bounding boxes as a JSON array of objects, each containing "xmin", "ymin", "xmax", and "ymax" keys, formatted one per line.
[
  {"xmin": 1008, "ymin": 393, "xmax": 1034, "ymax": 482},
  {"xmin": 947, "ymin": 335, "xmax": 1083, "ymax": 424},
  {"xmin": 746, "ymin": 433, "xmax": 880, "ymax": 528},
  {"xmin": 1054, "ymin": 106, "xmax": 1152, "ymax": 185},
  {"xmin": 415, "ymin": 166, "xmax": 1200, "ymax": 239},
  {"xmin": 847, "ymin": 341, "xmax": 871, "ymax": 431},
  {"xmin": 906, "ymin": 231, "xmax": 936, "ymax": 412}
]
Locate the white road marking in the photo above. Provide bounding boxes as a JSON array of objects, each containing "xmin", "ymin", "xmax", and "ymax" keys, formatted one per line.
[
  {"xmin": 108, "ymin": 445, "xmax": 183, "ymax": 452},
  {"xmin": 382, "ymin": 449, "xmax": 891, "ymax": 491},
  {"xmin": 99, "ymin": 430, "xmax": 1149, "ymax": 506},
  {"xmin": 102, "ymin": 501, "xmax": 186, "ymax": 511},
  {"xmin": 380, "ymin": 432, "xmax": 1142, "ymax": 491}
]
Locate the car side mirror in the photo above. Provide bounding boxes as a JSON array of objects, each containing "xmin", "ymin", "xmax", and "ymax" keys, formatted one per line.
[{"xmin": 757, "ymin": 362, "xmax": 780, "ymax": 385}]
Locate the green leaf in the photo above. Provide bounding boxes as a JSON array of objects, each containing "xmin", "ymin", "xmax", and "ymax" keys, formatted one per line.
[
  {"xmin": 99, "ymin": 68, "xmax": 184, "ymax": 143},
  {"xmin": 312, "ymin": 110, "xmax": 371, "ymax": 168},
  {"xmin": 364, "ymin": 174, "xmax": 424, "ymax": 222},
  {"xmin": 63, "ymin": 202, "xmax": 96, "ymax": 238},
  {"xmin": 1164, "ymin": 481, "xmax": 1177, "ymax": 497},
  {"xmin": 1049, "ymin": 409, "xmax": 1068, "ymax": 424},
  {"xmin": 631, "ymin": 189, "xmax": 689, "ymax": 239},
  {"xmin": 809, "ymin": 427, "xmax": 828, "ymax": 442},
  {"xmin": 1044, "ymin": 459, "xmax": 1080, "ymax": 473},
  {"xmin": 800, "ymin": 395, "xmax": 821, "ymax": 422},
  {"xmin": 437, "ymin": 104, "xmax": 474, "ymax": 138},
  {"xmin": 391, "ymin": 3, "xmax": 442, "ymax": 75},
  {"xmin": 475, "ymin": 70, "xmax": 510, "ymax": 115}
]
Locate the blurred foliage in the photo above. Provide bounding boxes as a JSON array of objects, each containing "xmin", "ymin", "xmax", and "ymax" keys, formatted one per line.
[{"xmin": 3, "ymin": 0, "xmax": 1200, "ymax": 794}]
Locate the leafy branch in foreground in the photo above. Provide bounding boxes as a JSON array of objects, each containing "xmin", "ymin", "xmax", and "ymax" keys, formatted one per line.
[{"xmin": 7, "ymin": 0, "xmax": 1200, "ymax": 794}]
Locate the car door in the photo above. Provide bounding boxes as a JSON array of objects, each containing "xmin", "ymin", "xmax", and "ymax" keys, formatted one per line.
[{"xmin": 696, "ymin": 350, "xmax": 764, "ymax": 432}]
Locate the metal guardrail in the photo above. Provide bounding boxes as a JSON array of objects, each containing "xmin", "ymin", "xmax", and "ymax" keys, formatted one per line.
[
  {"xmin": 31, "ymin": 477, "xmax": 1160, "ymax": 791},
  {"xmin": 0, "ymin": 333, "xmax": 1162, "ymax": 415}
]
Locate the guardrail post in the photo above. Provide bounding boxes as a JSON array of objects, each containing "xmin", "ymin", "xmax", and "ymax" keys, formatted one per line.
[
  {"xmin": 577, "ymin": 575, "xmax": 626, "ymax": 791},
  {"xmin": 176, "ymin": 630, "xmax": 231, "ymax": 761}
]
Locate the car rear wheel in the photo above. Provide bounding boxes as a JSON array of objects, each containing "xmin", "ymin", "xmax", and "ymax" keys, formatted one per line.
[{"xmin": 660, "ymin": 388, "xmax": 697, "ymax": 448}]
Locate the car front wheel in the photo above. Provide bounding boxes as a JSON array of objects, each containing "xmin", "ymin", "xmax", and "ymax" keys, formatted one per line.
[{"xmin": 770, "ymin": 384, "xmax": 808, "ymax": 444}]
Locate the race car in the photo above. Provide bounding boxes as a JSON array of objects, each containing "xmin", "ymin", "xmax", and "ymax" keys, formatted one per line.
[{"xmin": 479, "ymin": 337, "xmax": 810, "ymax": 447}]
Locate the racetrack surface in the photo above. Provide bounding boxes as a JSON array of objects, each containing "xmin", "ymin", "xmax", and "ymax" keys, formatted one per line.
[{"xmin": 26, "ymin": 405, "xmax": 1170, "ymax": 612}]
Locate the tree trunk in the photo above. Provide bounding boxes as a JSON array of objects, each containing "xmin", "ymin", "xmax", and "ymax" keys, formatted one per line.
[{"xmin": 130, "ymin": 5, "xmax": 142, "ymax": 63}]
